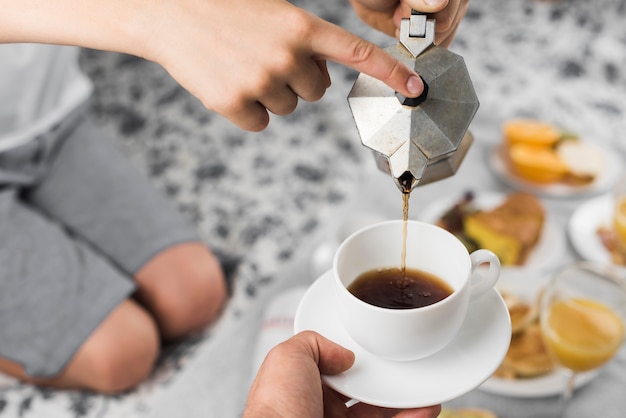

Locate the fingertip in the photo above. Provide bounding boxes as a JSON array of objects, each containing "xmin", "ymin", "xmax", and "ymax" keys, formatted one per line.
[
  {"xmin": 315, "ymin": 59, "xmax": 332, "ymax": 88},
  {"xmin": 242, "ymin": 111, "xmax": 270, "ymax": 132},
  {"xmin": 311, "ymin": 333, "xmax": 355, "ymax": 375},
  {"xmin": 416, "ymin": 0, "xmax": 449, "ymax": 12},
  {"xmin": 248, "ymin": 121, "xmax": 269, "ymax": 132},
  {"xmin": 406, "ymin": 75, "xmax": 424, "ymax": 97}
]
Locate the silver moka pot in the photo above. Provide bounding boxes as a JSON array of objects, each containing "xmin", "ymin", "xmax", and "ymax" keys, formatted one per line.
[{"xmin": 348, "ymin": 11, "xmax": 479, "ymax": 192}]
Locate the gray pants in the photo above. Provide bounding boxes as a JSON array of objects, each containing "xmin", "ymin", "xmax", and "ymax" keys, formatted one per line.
[{"xmin": 0, "ymin": 107, "xmax": 199, "ymax": 377}]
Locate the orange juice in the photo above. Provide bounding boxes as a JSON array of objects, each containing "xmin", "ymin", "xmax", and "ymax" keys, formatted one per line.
[
  {"xmin": 541, "ymin": 298, "xmax": 624, "ymax": 372},
  {"xmin": 613, "ymin": 197, "xmax": 626, "ymax": 250}
]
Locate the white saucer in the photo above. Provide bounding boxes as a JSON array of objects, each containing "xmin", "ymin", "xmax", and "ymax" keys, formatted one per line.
[
  {"xmin": 487, "ymin": 144, "xmax": 621, "ymax": 199},
  {"xmin": 568, "ymin": 194, "xmax": 615, "ymax": 264},
  {"xmin": 479, "ymin": 268, "xmax": 599, "ymax": 398},
  {"xmin": 294, "ymin": 270, "xmax": 511, "ymax": 409},
  {"xmin": 419, "ymin": 191, "xmax": 566, "ymax": 271}
]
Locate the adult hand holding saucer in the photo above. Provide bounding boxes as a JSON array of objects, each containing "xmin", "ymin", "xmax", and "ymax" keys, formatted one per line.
[{"xmin": 295, "ymin": 220, "xmax": 512, "ymax": 408}]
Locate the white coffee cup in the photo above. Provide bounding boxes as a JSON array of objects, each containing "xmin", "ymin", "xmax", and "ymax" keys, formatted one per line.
[{"xmin": 333, "ymin": 219, "xmax": 501, "ymax": 361}]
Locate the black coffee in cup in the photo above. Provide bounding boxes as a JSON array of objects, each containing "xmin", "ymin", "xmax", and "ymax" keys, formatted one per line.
[{"xmin": 347, "ymin": 267, "xmax": 453, "ymax": 309}]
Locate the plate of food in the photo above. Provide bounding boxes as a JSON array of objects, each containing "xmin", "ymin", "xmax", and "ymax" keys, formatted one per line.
[
  {"xmin": 438, "ymin": 407, "xmax": 498, "ymax": 418},
  {"xmin": 478, "ymin": 268, "xmax": 599, "ymax": 398},
  {"xmin": 487, "ymin": 119, "xmax": 621, "ymax": 198},
  {"xmin": 419, "ymin": 190, "xmax": 565, "ymax": 271},
  {"xmin": 569, "ymin": 194, "xmax": 626, "ymax": 267}
]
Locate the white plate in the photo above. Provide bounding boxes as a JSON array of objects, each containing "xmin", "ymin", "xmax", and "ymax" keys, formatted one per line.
[
  {"xmin": 568, "ymin": 194, "xmax": 614, "ymax": 264},
  {"xmin": 294, "ymin": 270, "xmax": 511, "ymax": 409},
  {"xmin": 487, "ymin": 144, "xmax": 621, "ymax": 199},
  {"xmin": 418, "ymin": 191, "xmax": 566, "ymax": 271},
  {"xmin": 479, "ymin": 268, "xmax": 599, "ymax": 398}
]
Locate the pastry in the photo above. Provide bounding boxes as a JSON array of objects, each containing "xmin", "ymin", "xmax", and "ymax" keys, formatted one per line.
[
  {"xmin": 439, "ymin": 407, "xmax": 499, "ymax": 418},
  {"xmin": 494, "ymin": 289, "xmax": 555, "ymax": 380},
  {"xmin": 501, "ymin": 291, "xmax": 538, "ymax": 335},
  {"xmin": 464, "ymin": 192, "xmax": 545, "ymax": 265},
  {"xmin": 495, "ymin": 323, "xmax": 555, "ymax": 379}
]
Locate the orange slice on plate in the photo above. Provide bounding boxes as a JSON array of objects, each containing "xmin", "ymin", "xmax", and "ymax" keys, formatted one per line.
[
  {"xmin": 507, "ymin": 143, "xmax": 569, "ymax": 183},
  {"xmin": 503, "ymin": 119, "xmax": 562, "ymax": 146}
]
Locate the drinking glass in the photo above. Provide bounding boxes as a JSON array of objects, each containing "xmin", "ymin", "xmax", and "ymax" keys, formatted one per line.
[
  {"xmin": 539, "ymin": 262, "xmax": 626, "ymax": 416},
  {"xmin": 612, "ymin": 175, "xmax": 626, "ymax": 256}
]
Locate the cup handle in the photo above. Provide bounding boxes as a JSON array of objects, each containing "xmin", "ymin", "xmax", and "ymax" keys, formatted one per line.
[{"xmin": 469, "ymin": 249, "xmax": 501, "ymax": 298}]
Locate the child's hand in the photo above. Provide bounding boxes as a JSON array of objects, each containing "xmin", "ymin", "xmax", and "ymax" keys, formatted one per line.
[
  {"xmin": 348, "ymin": 0, "xmax": 469, "ymax": 48},
  {"xmin": 141, "ymin": 0, "xmax": 425, "ymax": 131}
]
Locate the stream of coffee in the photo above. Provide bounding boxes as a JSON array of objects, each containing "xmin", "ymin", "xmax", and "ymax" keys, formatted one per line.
[
  {"xmin": 398, "ymin": 173, "xmax": 415, "ymax": 283},
  {"xmin": 401, "ymin": 191, "xmax": 409, "ymax": 277}
]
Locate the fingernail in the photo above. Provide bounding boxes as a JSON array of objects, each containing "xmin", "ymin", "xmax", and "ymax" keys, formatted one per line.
[
  {"xmin": 407, "ymin": 75, "xmax": 424, "ymax": 96},
  {"xmin": 424, "ymin": 0, "xmax": 445, "ymax": 5}
]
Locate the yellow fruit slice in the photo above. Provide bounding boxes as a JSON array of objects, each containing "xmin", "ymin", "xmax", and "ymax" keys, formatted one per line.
[
  {"xmin": 613, "ymin": 197, "xmax": 626, "ymax": 248},
  {"xmin": 503, "ymin": 119, "xmax": 561, "ymax": 146},
  {"xmin": 508, "ymin": 143, "xmax": 569, "ymax": 183}
]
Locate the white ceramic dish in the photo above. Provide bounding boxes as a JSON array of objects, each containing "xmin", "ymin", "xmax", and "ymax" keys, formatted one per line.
[
  {"xmin": 568, "ymin": 194, "xmax": 614, "ymax": 264},
  {"xmin": 294, "ymin": 270, "xmax": 511, "ymax": 409},
  {"xmin": 418, "ymin": 191, "xmax": 566, "ymax": 271},
  {"xmin": 479, "ymin": 268, "xmax": 599, "ymax": 398},
  {"xmin": 487, "ymin": 144, "xmax": 621, "ymax": 199}
]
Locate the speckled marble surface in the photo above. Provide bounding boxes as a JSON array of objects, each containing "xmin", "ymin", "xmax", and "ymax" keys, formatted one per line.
[{"xmin": 1, "ymin": 0, "xmax": 626, "ymax": 416}]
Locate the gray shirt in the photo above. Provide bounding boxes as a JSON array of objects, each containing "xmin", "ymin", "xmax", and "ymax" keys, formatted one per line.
[{"xmin": 0, "ymin": 44, "xmax": 92, "ymax": 153}]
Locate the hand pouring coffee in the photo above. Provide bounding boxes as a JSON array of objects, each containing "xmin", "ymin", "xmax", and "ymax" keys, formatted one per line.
[
  {"xmin": 348, "ymin": 11, "xmax": 479, "ymax": 193},
  {"xmin": 294, "ymin": 19, "xmax": 504, "ymax": 403}
]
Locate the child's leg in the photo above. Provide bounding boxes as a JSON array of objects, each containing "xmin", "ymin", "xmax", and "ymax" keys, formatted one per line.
[
  {"xmin": 133, "ymin": 241, "xmax": 226, "ymax": 340},
  {"xmin": 0, "ymin": 189, "xmax": 159, "ymax": 392},
  {"xmin": 0, "ymin": 300, "xmax": 159, "ymax": 393},
  {"xmin": 25, "ymin": 114, "xmax": 228, "ymax": 340}
]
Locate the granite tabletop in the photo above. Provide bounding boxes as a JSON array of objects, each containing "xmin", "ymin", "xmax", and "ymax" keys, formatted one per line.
[{"xmin": 1, "ymin": 0, "xmax": 626, "ymax": 416}]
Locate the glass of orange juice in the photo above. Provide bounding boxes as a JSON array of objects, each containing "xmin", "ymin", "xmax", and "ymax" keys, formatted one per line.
[
  {"xmin": 612, "ymin": 175, "xmax": 626, "ymax": 256},
  {"xmin": 540, "ymin": 262, "xmax": 626, "ymax": 415}
]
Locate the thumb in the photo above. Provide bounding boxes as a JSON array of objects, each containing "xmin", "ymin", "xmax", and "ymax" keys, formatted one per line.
[
  {"xmin": 295, "ymin": 331, "xmax": 356, "ymax": 375},
  {"xmin": 311, "ymin": 20, "xmax": 424, "ymax": 98}
]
